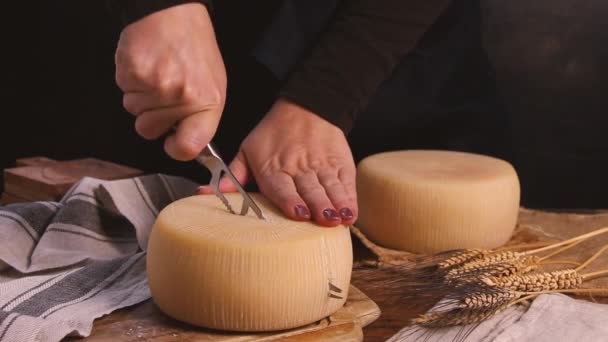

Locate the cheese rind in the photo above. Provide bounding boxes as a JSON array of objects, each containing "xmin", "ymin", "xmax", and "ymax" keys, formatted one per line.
[
  {"xmin": 356, "ymin": 150, "xmax": 520, "ymax": 253},
  {"xmin": 147, "ymin": 193, "xmax": 352, "ymax": 332}
]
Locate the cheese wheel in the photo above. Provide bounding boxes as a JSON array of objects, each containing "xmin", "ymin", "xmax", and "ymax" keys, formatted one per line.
[
  {"xmin": 356, "ymin": 150, "xmax": 520, "ymax": 253},
  {"xmin": 147, "ymin": 193, "xmax": 352, "ymax": 332}
]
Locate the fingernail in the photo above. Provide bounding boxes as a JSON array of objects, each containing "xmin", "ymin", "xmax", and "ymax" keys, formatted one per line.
[
  {"xmin": 294, "ymin": 205, "xmax": 311, "ymax": 218},
  {"xmin": 339, "ymin": 208, "xmax": 353, "ymax": 220},
  {"xmin": 323, "ymin": 208, "xmax": 340, "ymax": 221}
]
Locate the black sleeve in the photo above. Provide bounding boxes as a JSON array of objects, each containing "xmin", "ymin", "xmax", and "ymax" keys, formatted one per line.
[
  {"xmin": 279, "ymin": 0, "xmax": 452, "ymax": 133},
  {"xmin": 105, "ymin": 0, "xmax": 213, "ymax": 29}
]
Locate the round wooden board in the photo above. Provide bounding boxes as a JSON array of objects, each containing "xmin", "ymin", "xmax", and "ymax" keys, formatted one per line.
[{"xmin": 68, "ymin": 286, "xmax": 380, "ymax": 342}]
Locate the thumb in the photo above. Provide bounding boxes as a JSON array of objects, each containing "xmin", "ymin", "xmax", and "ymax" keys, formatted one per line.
[
  {"xmin": 165, "ymin": 111, "xmax": 219, "ymax": 161},
  {"xmin": 218, "ymin": 151, "xmax": 250, "ymax": 192},
  {"xmin": 197, "ymin": 150, "xmax": 250, "ymax": 194}
]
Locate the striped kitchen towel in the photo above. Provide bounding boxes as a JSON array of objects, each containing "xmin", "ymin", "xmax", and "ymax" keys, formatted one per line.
[
  {"xmin": 0, "ymin": 174, "xmax": 198, "ymax": 342},
  {"xmin": 389, "ymin": 293, "xmax": 608, "ymax": 342}
]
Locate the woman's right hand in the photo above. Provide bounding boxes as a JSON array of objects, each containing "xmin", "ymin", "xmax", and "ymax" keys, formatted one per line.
[{"xmin": 114, "ymin": 3, "xmax": 226, "ymax": 161}]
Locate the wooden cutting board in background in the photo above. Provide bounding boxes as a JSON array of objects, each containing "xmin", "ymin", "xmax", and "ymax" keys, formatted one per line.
[{"xmin": 1, "ymin": 157, "xmax": 143, "ymax": 203}]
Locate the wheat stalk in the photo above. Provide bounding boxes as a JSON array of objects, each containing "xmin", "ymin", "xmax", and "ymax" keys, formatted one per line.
[
  {"xmin": 446, "ymin": 255, "xmax": 539, "ymax": 281},
  {"xmin": 355, "ymin": 227, "xmax": 608, "ymax": 333},
  {"xmin": 481, "ymin": 269, "xmax": 583, "ymax": 292},
  {"xmin": 458, "ymin": 290, "xmax": 520, "ymax": 309},
  {"xmin": 407, "ymin": 229, "xmax": 608, "ymax": 331},
  {"xmin": 437, "ymin": 249, "xmax": 489, "ymax": 269}
]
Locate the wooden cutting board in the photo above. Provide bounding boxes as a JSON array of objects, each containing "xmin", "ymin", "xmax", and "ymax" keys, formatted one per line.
[
  {"xmin": 2, "ymin": 157, "xmax": 142, "ymax": 203},
  {"xmin": 70, "ymin": 286, "xmax": 380, "ymax": 342}
]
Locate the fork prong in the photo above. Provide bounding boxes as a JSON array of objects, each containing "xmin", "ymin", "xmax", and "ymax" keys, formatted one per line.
[
  {"xmin": 222, "ymin": 165, "xmax": 267, "ymax": 220},
  {"xmin": 208, "ymin": 169, "xmax": 236, "ymax": 214},
  {"xmin": 215, "ymin": 190, "xmax": 236, "ymax": 215},
  {"xmin": 195, "ymin": 143, "xmax": 266, "ymax": 220}
]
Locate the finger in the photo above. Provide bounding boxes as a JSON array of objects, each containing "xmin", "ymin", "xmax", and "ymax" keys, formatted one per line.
[
  {"xmin": 294, "ymin": 172, "xmax": 341, "ymax": 227},
  {"xmin": 256, "ymin": 171, "xmax": 310, "ymax": 221},
  {"xmin": 338, "ymin": 166, "xmax": 358, "ymax": 212},
  {"xmin": 218, "ymin": 151, "xmax": 250, "ymax": 192},
  {"xmin": 197, "ymin": 185, "xmax": 214, "ymax": 195},
  {"xmin": 196, "ymin": 151, "xmax": 250, "ymax": 194},
  {"xmin": 164, "ymin": 112, "xmax": 218, "ymax": 161},
  {"xmin": 114, "ymin": 59, "xmax": 139, "ymax": 93},
  {"xmin": 134, "ymin": 104, "xmax": 192, "ymax": 140},
  {"xmin": 123, "ymin": 92, "xmax": 180, "ymax": 116},
  {"xmin": 114, "ymin": 55, "xmax": 150, "ymax": 93},
  {"xmin": 318, "ymin": 169, "xmax": 357, "ymax": 225}
]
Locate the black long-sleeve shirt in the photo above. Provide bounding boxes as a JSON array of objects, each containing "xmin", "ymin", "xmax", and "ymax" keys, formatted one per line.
[{"xmin": 105, "ymin": 0, "xmax": 450, "ymax": 133}]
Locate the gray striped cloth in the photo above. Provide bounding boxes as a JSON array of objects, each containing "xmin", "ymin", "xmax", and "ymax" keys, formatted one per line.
[{"xmin": 0, "ymin": 174, "xmax": 198, "ymax": 342}]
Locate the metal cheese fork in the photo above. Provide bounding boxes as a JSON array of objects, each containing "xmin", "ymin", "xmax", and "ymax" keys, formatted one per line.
[
  {"xmin": 195, "ymin": 143, "xmax": 267, "ymax": 220},
  {"xmin": 170, "ymin": 127, "xmax": 266, "ymax": 220}
]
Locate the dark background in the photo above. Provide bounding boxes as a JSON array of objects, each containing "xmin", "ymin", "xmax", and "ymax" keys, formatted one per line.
[{"xmin": 6, "ymin": 0, "xmax": 607, "ymax": 209}]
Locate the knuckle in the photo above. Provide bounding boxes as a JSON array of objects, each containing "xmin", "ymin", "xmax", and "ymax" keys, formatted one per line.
[
  {"xmin": 323, "ymin": 178, "xmax": 342, "ymax": 189},
  {"xmin": 116, "ymin": 53, "xmax": 146, "ymax": 81},
  {"xmin": 307, "ymin": 159, "xmax": 324, "ymax": 170},
  {"xmin": 156, "ymin": 74, "xmax": 179, "ymax": 95},
  {"xmin": 122, "ymin": 96, "xmax": 138, "ymax": 115},
  {"xmin": 132, "ymin": 65, "xmax": 152, "ymax": 85},
  {"xmin": 299, "ymin": 184, "xmax": 324, "ymax": 197},
  {"xmin": 275, "ymin": 193, "xmax": 300, "ymax": 206},
  {"xmin": 180, "ymin": 83, "xmax": 199, "ymax": 103},
  {"xmin": 327, "ymin": 156, "xmax": 346, "ymax": 168}
]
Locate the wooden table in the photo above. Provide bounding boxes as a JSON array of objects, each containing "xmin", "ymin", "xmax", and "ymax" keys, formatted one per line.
[
  {"xmin": 82, "ymin": 212, "xmax": 608, "ymax": 341},
  {"xmin": 350, "ymin": 273, "xmax": 425, "ymax": 341},
  {"xmin": 5, "ymin": 157, "xmax": 605, "ymax": 341}
]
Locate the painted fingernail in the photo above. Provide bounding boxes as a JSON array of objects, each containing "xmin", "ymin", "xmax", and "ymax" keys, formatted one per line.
[
  {"xmin": 323, "ymin": 208, "xmax": 340, "ymax": 221},
  {"xmin": 339, "ymin": 208, "xmax": 353, "ymax": 220},
  {"xmin": 294, "ymin": 205, "xmax": 311, "ymax": 218}
]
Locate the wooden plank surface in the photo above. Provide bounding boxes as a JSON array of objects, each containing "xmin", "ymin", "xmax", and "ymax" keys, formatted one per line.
[
  {"xmin": 4, "ymin": 158, "xmax": 143, "ymax": 201},
  {"xmin": 15, "ymin": 156, "xmax": 58, "ymax": 167}
]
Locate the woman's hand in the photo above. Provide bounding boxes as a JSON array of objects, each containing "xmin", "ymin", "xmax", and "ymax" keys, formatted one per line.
[
  {"xmin": 114, "ymin": 3, "xmax": 226, "ymax": 161},
  {"xmin": 198, "ymin": 99, "xmax": 358, "ymax": 227}
]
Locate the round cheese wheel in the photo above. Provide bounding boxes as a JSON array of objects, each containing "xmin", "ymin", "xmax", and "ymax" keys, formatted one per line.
[
  {"xmin": 356, "ymin": 150, "xmax": 520, "ymax": 253},
  {"xmin": 147, "ymin": 193, "xmax": 352, "ymax": 332}
]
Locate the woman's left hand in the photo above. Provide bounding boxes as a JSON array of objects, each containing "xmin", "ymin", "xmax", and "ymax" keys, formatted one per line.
[{"xmin": 198, "ymin": 98, "xmax": 358, "ymax": 227}]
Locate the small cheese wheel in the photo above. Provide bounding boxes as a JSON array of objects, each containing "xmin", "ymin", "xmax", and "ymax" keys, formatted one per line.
[
  {"xmin": 356, "ymin": 150, "xmax": 520, "ymax": 253},
  {"xmin": 147, "ymin": 193, "xmax": 352, "ymax": 332}
]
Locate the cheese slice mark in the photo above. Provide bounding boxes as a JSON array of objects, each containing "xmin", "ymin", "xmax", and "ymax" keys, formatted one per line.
[
  {"xmin": 356, "ymin": 150, "xmax": 520, "ymax": 253},
  {"xmin": 147, "ymin": 193, "xmax": 353, "ymax": 332}
]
